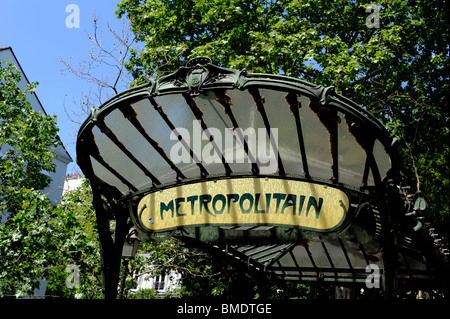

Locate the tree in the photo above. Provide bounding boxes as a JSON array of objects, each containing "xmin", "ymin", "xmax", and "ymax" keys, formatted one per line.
[
  {"xmin": 0, "ymin": 178, "xmax": 102, "ymax": 298},
  {"xmin": 0, "ymin": 61, "xmax": 60, "ymax": 297},
  {"xmin": 59, "ymin": 13, "xmax": 137, "ymax": 142},
  {"xmin": 125, "ymin": 238, "xmax": 261, "ymax": 299},
  {"xmin": 44, "ymin": 179, "xmax": 102, "ymax": 299},
  {"xmin": 0, "ymin": 63, "xmax": 101, "ymax": 298},
  {"xmin": 116, "ymin": 0, "xmax": 449, "ymax": 237},
  {"xmin": 0, "ymin": 62, "xmax": 59, "ymax": 191}
]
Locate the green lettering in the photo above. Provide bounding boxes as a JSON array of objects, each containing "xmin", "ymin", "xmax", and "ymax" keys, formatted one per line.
[
  {"xmin": 281, "ymin": 194, "xmax": 296, "ymax": 215},
  {"xmin": 254, "ymin": 193, "xmax": 265, "ymax": 213},
  {"xmin": 186, "ymin": 195, "xmax": 199, "ymax": 215},
  {"xmin": 273, "ymin": 193, "xmax": 286, "ymax": 214},
  {"xmin": 199, "ymin": 194, "xmax": 215, "ymax": 216},
  {"xmin": 297, "ymin": 195, "xmax": 306, "ymax": 216},
  {"xmin": 212, "ymin": 194, "xmax": 226, "ymax": 215},
  {"xmin": 306, "ymin": 197, "xmax": 323, "ymax": 219},
  {"xmin": 239, "ymin": 193, "xmax": 254, "ymax": 214},
  {"xmin": 160, "ymin": 200, "xmax": 174, "ymax": 220},
  {"xmin": 175, "ymin": 197, "xmax": 185, "ymax": 217},
  {"xmin": 226, "ymin": 194, "xmax": 239, "ymax": 214},
  {"xmin": 265, "ymin": 193, "xmax": 271, "ymax": 213}
]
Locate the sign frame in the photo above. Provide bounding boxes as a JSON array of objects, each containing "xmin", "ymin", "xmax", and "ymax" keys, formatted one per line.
[{"xmin": 132, "ymin": 176, "xmax": 354, "ymax": 243}]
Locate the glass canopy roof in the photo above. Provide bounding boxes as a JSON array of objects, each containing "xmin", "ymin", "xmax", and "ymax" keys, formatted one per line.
[{"xmin": 78, "ymin": 87, "xmax": 394, "ymax": 197}]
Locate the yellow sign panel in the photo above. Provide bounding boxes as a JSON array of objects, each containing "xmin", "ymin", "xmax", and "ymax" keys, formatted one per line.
[{"xmin": 138, "ymin": 178, "xmax": 348, "ymax": 232}]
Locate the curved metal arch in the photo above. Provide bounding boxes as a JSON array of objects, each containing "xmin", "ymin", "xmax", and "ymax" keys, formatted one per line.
[{"xmin": 77, "ymin": 63, "xmax": 399, "ymax": 195}]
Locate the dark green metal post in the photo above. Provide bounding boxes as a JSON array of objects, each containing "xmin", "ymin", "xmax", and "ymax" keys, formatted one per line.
[{"xmin": 92, "ymin": 185, "xmax": 129, "ymax": 299}]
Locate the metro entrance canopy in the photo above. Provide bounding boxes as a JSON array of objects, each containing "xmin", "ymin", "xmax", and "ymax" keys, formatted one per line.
[{"xmin": 76, "ymin": 57, "xmax": 448, "ymax": 299}]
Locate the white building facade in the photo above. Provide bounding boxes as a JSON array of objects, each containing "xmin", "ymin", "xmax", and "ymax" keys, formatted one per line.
[
  {"xmin": 62, "ymin": 173, "xmax": 84, "ymax": 195},
  {"xmin": 130, "ymin": 254, "xmax": 182, "ymax": 297}
]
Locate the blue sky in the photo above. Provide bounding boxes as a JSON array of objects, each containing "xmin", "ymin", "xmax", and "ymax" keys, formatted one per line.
[{"xmin": 0, "ymin": 0, "xmax": 132, "ymax": 174}]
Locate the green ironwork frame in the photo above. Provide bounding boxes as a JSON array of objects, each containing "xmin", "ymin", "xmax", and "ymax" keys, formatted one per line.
[{"xmin": 76, "ymin": 58, "xmax": 448, "ymax": 299}]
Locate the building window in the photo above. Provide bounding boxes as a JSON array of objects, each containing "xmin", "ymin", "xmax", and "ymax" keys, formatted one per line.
[{"xmin": 154, "ymin": 275, "xmax": 165, "ymax": 291}]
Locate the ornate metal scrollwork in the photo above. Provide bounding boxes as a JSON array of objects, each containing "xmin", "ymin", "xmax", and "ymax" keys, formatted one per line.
[
  {"xmin": 186, "ymin": 63, "xmax": 209, "ymax": 96},
  {"xmin": 154, "ymin": 57, "xmax": 241, "ymax": 96}
]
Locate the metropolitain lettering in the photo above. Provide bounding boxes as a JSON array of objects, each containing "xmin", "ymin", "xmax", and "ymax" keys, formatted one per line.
[{"xmin": 160, "ymin": 192, "xmax": 323, "ymax": 220}]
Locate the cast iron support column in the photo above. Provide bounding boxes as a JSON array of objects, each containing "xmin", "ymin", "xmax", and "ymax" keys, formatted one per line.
[
  {"xmin": 118, "ymin": 259, "xmax": 129, "ymax": 299},
  {"xmin": 380, "ymin": 180, "xmax": 400, "ymax": 299},
  {"xmin": 92, "ymin": 185, "xmax": 129, "ymax": 299}
]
